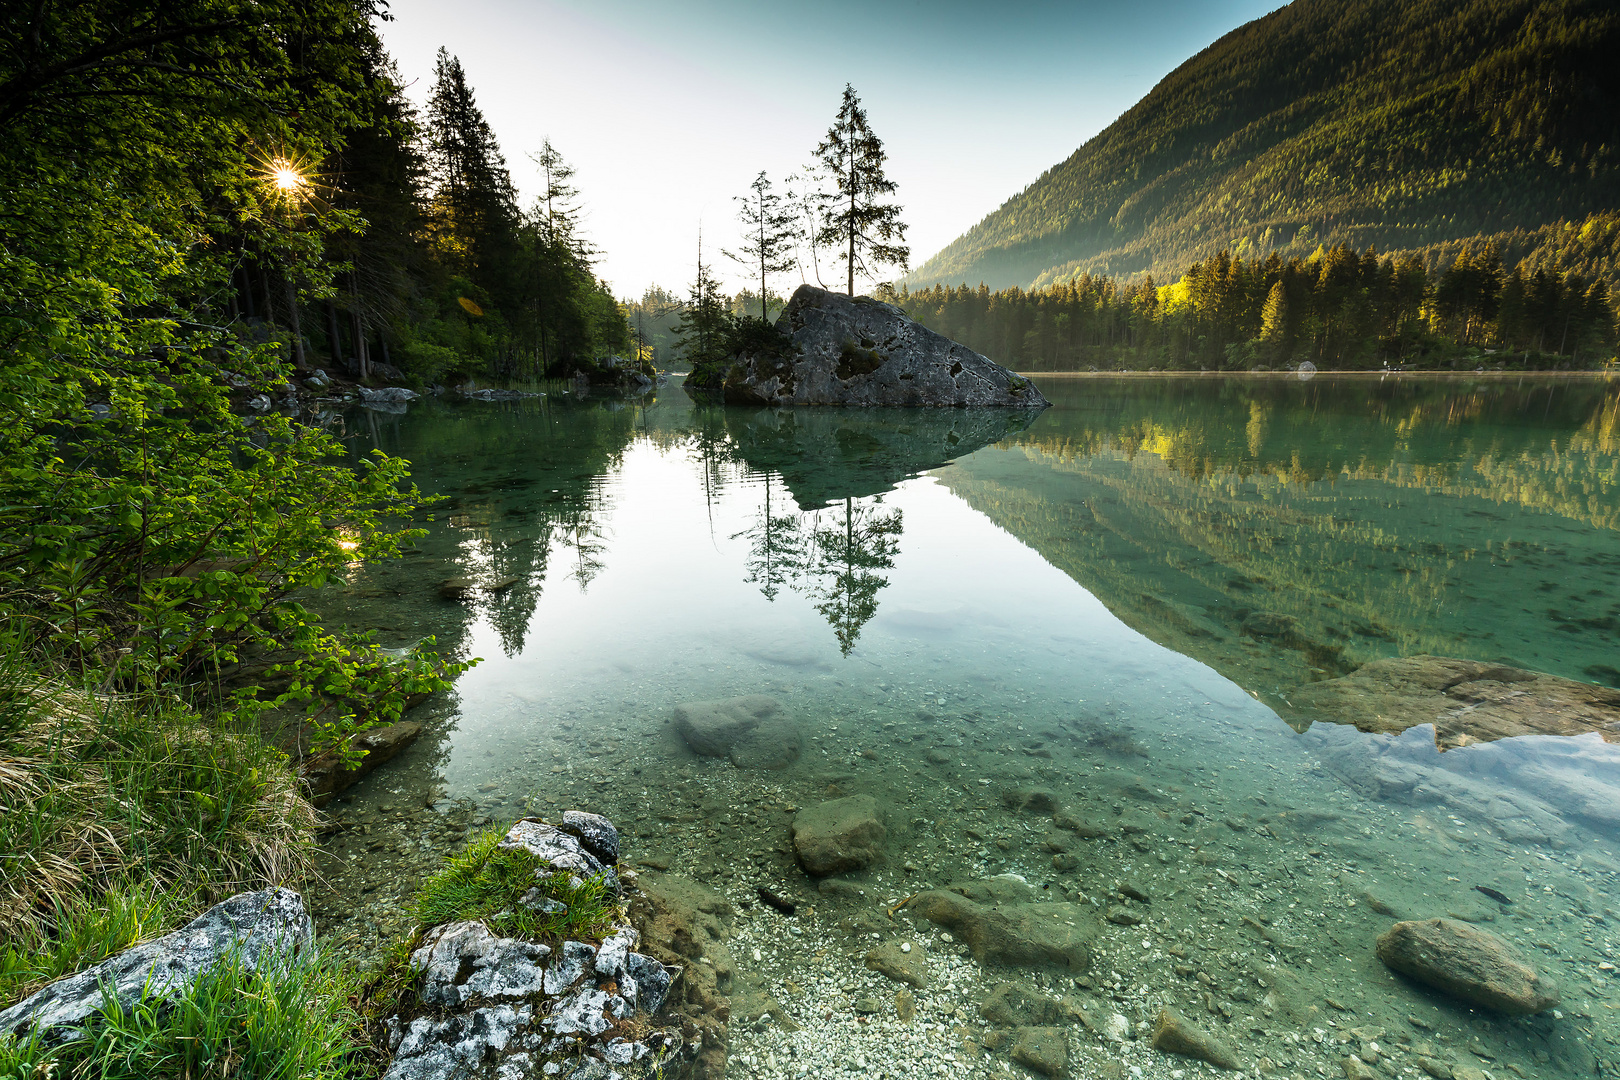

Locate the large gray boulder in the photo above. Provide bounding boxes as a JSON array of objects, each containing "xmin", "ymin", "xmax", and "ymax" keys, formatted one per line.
[
  {"xmin": 0, "ymin": 888, "xmax": 313, "ymax": 1044},
  {"xmin": 698, "ymin": 285, "xmax": 1050, "ymax": 408}
]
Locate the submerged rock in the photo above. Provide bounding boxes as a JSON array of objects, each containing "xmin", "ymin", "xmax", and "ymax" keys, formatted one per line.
[
  {"xmin": 673, "ymin": 695, "xmax": 781, "ymax": 757},
  {"xmin": 979, "ymin": 983, "xmax": 1072, "ymax": 1027},
  {"xmin": 791, "ymin": 794, "xmax": 887, "ymax": 876},
  {"xmin": 906, "ymin": 880, "xmax": 1096, "ymax": 972},
  {"xmin": 627, "ymin": 872, "xmax": 737, "ymax": 1079},
  {"xmin": 1375, "ymin": 918, "xmax": 1560, "ymax": 1015},
  {"xmin": 0, "ymin": 888, "xmax": 312, "ymax": 1044},
  {"xmin": 695, "ymin": 285, "xmax": 1051, "ymax": 408},
  {"xmin": 727, "ymin": 718, "xmax": 801, "ymax": 770},
  {"xmin": 865, "ymin": 938, "xmax": 929, "ymax": 988},
  {"xmin": 299, "ymin": 720, "xmax": 423, "ymax": 806},
  {"xmin": 1009, "ymin": 1025, "xmax": 1068, "ymax": 1077},
  {"xmin": 1288, "ymin": 654, "xmax": 1620, "ymax": 749},
  {"xmin": 1151, "ymin": 1006, "xmax": 1241, "ymax": 1070}
]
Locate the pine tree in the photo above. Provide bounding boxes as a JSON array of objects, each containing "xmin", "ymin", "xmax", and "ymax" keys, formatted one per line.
[
  {"xmin": 726, "ymin": 171, "xmax": 799, "ymax": 321},
  {"xmin": 1260, "ymin": 280, "xmax": 1291, "ymax": 357},
  {"xmin": 422, "ymin": 48, "xmax": 518, "ymax": 286},
  {"xmin": 813, "ymin": 85, "xmax": 908, "ymax": 296},
  {"xmin": 530, "ymin": 138, "xmax": 583, "ymax": 253},
  {"xmin": 674, "ymin": 233, "xmax": 732, "ymax": 376}
]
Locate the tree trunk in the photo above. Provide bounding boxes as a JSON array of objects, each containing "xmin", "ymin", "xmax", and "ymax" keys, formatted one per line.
[
  {"xmin": 847, "ymin": 152, "xmax": 857, "ymax": 296},
  {"xmin": 239, "ymin": 265, "xmax": 257, "ymax": 319},
  {"xmin": 285, "ymin": 279, "xmax": 307, "ymax": 372},
  {"xmin": 325, "ymin": 303, "xmax": 343, "ymax": 370},
  {"xmin": 259, "ymin": 266, "xmax": 275, "ymax": 328}
]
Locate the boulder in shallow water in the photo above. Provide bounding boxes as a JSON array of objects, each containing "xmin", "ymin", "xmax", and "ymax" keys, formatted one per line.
[
  {"xmin": 906, "ymin": 884, "xmax": 1096, "ymax": 972},
  {"xmin": 1009, "ymin": 1025, "xmax": 1068, "ymax": 1077},
  {"xmin": 728, "ymin": 717, "xmax": 801, "ymax": 770},
  {"xmin": 0, "ymin": 889, "xmax": 312, "ymax": 1044},
  {"xmin": 1150, "ymin": 1006, "xmax": 1241, "ymax": 1069},
  {"xmin": 695, "ymin": 285, "xmax": 1051, "ymax": 408},
  {"xmin": 1375, "ymin": 918, "xmax": 1559, "ymax": 1014},
  {"xmin": 791, "ymin": 794, "xmax": 886, "ymax": 875},
  {"xmin": 673, "ymin": 695, "xmax": 780, "ymax": 757}
]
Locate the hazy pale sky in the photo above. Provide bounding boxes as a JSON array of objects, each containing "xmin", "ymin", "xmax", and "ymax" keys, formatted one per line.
[{"xmin": 379, "ymin": 0, "xmax": 1284, "ymax": 300}]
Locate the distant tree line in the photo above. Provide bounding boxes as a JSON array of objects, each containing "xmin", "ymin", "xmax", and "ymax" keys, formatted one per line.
[{"xmin": 894, "ymin": 240, "xmax": 1617, "ymax": 371}]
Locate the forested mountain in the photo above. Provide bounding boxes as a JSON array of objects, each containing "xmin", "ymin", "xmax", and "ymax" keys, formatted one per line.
[{"xmin": 908, "ymin": 0, "xmax": 1620, "ymax": 292}]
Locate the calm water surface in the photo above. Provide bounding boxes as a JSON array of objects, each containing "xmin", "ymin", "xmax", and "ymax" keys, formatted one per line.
[{"xmin": 316, "ymin": 375, "xmax": 1620, "ymax": 1080}]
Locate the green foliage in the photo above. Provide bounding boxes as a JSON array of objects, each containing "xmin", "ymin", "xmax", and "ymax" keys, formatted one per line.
[
  {"xmin": 899, "ymin": 239, "xmax": 1616, "ymax": 370},
  {"xmin": 0, "ymin": 2, "xmax": 476, "ymax": 767},
  {"xmin": 910, "ymin": 0, "xmax": 1620, "ymax": 293},
  {"xmin": 0, "ymin": 951, "xmax": 362, "ymax": 1080},
  {"xmin": 410, "ymin": 826, "xmax": 621, "ymax": 945},
  {"xmin": 726, "ymin": 172, "xmax": 801, "ymax": 321}
]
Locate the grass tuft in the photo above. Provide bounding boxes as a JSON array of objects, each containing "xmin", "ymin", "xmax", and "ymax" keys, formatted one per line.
[
  {"xmin": 0, "ymin": 666, "xmax": 313, "ymax": 950},
  {"xmin": 0, "ymin": 880, "xmax": 180, "ymax": 1007},
  {"xmin": 0, "ymin": 949, "xmax": 363, "ymax": 1079},
  {"xmin": 409, "ymin": 825, "xmax": 622, "ymax": 946}
]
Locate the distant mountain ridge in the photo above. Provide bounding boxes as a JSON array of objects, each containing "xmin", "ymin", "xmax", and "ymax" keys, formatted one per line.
[{"xmin": 908, "ymin": 0, "xmax": 1620, "ymax": 291}]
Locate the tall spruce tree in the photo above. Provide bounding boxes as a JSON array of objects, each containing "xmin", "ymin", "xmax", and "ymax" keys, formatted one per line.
[
  {"xmin": 813, "ymin": 84, "xmax": 908, "ymax": 295},
  {"xmin": 423, "ymin": 48, "xmax": 517, "ymax": 291},
  {"xmin": 674, "ymin": 233, "xmax": 731, "ymax": 373},
  {"xmin": 725, "ymin": 171, "xmax": 799, "ymax": 321}
]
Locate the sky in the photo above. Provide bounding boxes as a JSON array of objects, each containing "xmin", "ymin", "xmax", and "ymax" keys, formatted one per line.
[{"xmin": 378, "ymin": 0, "xmax": 1285, "ymax": 300}]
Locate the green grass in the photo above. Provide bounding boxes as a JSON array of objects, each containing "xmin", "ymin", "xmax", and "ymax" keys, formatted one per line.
[
  {"xmin": 409, "ymin": 825, "xmax": 621, "ymax": 945},
  {"xmin": 0, "ymin": 662, "xmax": 313, "ymax": 952},
  {"xmin": 0, "ymin": 950, "xmax": 363, "ymax": 1080},
  {"xmin": 0, "ymin": 881, "xmax": 181, "ymax": 1008}
]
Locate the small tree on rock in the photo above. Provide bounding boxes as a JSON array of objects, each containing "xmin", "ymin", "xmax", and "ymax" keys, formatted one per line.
[
  {"xmin": 814, "ymin": 84, "xmax": 909, "ymax": 296},
  {"xmin": 725, "ymin": 171, "xmax": 799, "ymax": 321}
]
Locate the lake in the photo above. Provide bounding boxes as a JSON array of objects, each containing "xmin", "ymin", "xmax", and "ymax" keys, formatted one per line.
[{"xmin": 314, "ymin": 374, "xmax": 1620, "ymax": 1080}]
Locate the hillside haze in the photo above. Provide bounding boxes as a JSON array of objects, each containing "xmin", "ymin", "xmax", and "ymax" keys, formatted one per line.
[{"xmin": 909, "ymin": 0, "xmax": 1620, "ymax": 291}]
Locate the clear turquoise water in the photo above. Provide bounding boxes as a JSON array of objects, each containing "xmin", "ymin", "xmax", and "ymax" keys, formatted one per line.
[{"xmin": 316, "ymin": 376, "xmax": 1620, "ymax": 1079}]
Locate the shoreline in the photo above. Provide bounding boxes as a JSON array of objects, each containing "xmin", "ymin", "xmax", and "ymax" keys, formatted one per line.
[{"xmin": 1018, "ymin": 369, "xmax": 1617, "ymax": 379}]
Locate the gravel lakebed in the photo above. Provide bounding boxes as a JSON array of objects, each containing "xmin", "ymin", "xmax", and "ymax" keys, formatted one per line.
[{"xmin": 307, "ymin": 664, "xmax": 1620, "ymax": 1079}]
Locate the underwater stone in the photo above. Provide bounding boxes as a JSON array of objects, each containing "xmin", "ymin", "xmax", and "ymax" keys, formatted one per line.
[
  {"xmin": 791, "ymin": 794, "xmax": 887, "ymax": 876},
  {"xmin": 979, "ymin": 983, "xmax": 1070, "ymax": 1027},
  {"xmin": 1151, "ymin": 1006, "xmax": 1241, "ymax": 1069},
  {"xmin": 727, "ymin": 717, "xmax": 802, "ymax": 769},
  {"xmin": 1009, "ymin": 1026, "xmax": 1068, "ymax": 1077},
  {"xmin": 673, "ymin": 695, "xmax": 780, "ymax": 757},
  {"xmin": 907, "ymin": 888, "xmax": 1095, "ymax": 972},
  {"xmin": 864, "ymin": 939, "xmax": 929, "ymax": 988},
  {"xmin": 1375, "ymin": 918, "xmax": 1560, "ymax": 1015},
  {"xmin": 1002, "ymin": 788, "xmax": 1061, "ymax": 814}
]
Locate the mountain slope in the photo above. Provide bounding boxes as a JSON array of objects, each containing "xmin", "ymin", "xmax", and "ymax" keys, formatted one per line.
[{"xmin": 909, "ymin": 0, "xmax": 1620, "ymax": 291}]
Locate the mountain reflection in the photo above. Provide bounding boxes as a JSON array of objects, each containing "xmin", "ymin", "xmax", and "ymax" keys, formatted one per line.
[{"xmin": 939, "ymin": 376, "xmax": 1620, "ymax": 707}]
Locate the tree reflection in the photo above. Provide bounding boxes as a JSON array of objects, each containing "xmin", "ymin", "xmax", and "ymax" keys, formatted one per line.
[
  {"xmin": 808, "ymin": 495, "xmax": 903, "ymax": 655},
  {"xmin": 734, "ymin": 474, "xmax": 807, "ymax": 601}
]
